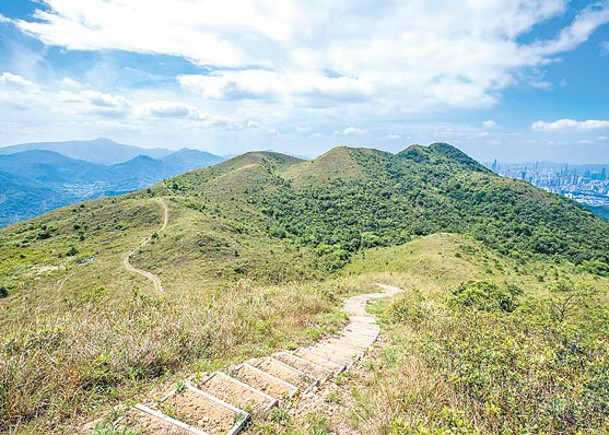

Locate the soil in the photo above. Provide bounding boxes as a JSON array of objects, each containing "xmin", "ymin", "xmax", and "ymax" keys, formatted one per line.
[
  {"xmin": 275, "ymin": 352, "xmax": 331, "ymax": 379},
  {"xmin": 197, "ymin": 372, "xmax": 275, "ymax": 414},
  {"xmin": 118, "ymin": 408, "xmax": 191, "ymax": 434},
  {"xmin": 235, "ymin": 364, "xmax": 297, "ymax": 400},
  {"xmin": 159, "ymin": 387, "xmax": 239, "ymax": 435},
  {"xmin": 294, "ymin": 349, "xmax": 345, "ymax": 371},
  {"xmin": 255, "ymin": 357, "xmax": 317, "ymax": 390}
]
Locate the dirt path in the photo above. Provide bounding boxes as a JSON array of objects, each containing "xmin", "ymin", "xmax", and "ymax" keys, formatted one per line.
[{"xmin": 122, "ymin": 198, "xmax": 168, "ymax": 296}]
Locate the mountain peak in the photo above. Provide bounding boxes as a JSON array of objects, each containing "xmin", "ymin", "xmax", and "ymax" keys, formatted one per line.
[{"xmin": 399, "ymin": 142, "xmax": 489, "ymax": 172}]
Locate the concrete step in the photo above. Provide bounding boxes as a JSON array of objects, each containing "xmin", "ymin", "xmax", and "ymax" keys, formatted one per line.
[
  {"xmin": 327, "ymin": 336, "xmax": 371, "ymax": 350},
  {"xmin": 293, "ymin": 348, "xmax": 346, "ymax": 373},
  {"xmin": 233, "ymin": 363, "xmax": 299, "ymax": 401},
  {"xmin": 254, "ymin": 356, "xmax": 319, "ymax": 392},
  {"xmin": 274, "ymin": 351, "xmax": 333, "ymax": 380},
  {"xmin": 156, "ymin": 385, "xmax": 249, "ymax": 435},
  {"xmin": 195, "ymin": 371, "xmax": 278, "ymax": 415},
  {"xmin": 116, "ymin": 404, "xmax": 204, "ymax": 434},
  {"xmin": 305, "ymin": 346, "xmax": 354, "ymax": 365},
  {"xmin": 313, "ymin": 342, "xmax": 364, "ymax": 359}
]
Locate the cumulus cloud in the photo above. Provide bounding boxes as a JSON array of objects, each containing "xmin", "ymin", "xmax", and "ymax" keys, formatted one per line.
[
  {"xmin": 532, "ymin": 119, "xmax": 609, "ymax": 131},
  {"xmin": 482, "ymin": 120, "xmax": 499, "ymax": 129},
  {"xmin": 11, "ymin": 0, "xmax": 609, "ymax": 114},
  {"xmin": 82, "ymin": 91, "xmax": 129, "ymax": 108},
  {"xmin": 0, "ymin": 72, "xmax": 38, "ymax": 89},
  {"xmin": 334, "ymin": 127, "xmax": 365, "ymax": 136}
]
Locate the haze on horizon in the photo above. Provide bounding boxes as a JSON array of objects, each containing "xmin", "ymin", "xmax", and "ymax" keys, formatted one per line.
[{"xmin": 1, "ymin": 1, "xmax": 608, "ymax": 164}]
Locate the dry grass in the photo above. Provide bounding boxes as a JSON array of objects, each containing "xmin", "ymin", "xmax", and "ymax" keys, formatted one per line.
[{"xmin": 0, "ymin": 278, "xmax": 362, "ymax": 433}]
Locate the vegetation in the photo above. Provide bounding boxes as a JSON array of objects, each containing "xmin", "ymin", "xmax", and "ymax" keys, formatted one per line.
[
  {"xmin": 1, "ymin": 144, "xmax": 609, "ymax": 432},
  {"xmin": 252, "ymin": 234, "xmax": 609, "ymax": 434}
]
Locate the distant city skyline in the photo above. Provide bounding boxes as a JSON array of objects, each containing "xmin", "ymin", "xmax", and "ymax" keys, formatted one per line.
[{"xmin": 0, "ymin": 1, "xmax": 608, "ymax": 163}]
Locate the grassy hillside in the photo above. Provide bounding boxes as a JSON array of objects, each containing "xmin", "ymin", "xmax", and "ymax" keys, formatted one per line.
[
  {"xmin": 1, "ymin": 143, "xmax": 609, "ymax": 432},
  {"xmin": 259, "ymin": 234, "xmax": 609, "ymax": 434},
  {"xmin": 338, "ymin": 235, "xmax": 609, "ymax": 433}
]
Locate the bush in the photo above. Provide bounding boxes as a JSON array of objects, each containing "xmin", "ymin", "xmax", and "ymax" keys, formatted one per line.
[{"xmin": 451, "ymin": 280, "xmax": 523, "ymax": 312}]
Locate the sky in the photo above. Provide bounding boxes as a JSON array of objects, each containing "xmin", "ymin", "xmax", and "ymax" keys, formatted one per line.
[{"xmin": 0, "ymin": 1, "xmax": 608, "ymax": 163}]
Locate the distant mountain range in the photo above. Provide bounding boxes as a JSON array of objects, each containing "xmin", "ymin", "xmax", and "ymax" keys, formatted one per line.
[
  {"xmin": 0, "ymin": 139, "xmax": 224, "ymax": 227},
  {"xmin": 0, "ymin": 138, "xmax": 173, "ymax": 165}
]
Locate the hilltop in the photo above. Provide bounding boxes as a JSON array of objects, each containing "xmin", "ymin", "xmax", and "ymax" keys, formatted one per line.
[{"xmin": 1, "ymin": 143, "xmax": 609, "ymax": 432}]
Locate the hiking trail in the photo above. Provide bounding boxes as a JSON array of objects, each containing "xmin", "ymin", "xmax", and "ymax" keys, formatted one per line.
[
  {"xmin": 98, "ymin": 284, "xmax": 401, "ymax": 434},
  {"xmin": 122, "ymin": 198, "xmax": 168, "ymax": 296}
]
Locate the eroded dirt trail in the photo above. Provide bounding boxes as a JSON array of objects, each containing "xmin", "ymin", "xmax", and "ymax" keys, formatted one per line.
[{"xmin": 122, "ymin": 198, "xmax": 168, "ymax": 296}]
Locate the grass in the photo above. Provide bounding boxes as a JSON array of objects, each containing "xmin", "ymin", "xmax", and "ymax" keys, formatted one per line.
[
  {"xmin": 1, "ymin": 275, "xmax": 361, "ymax": 433},
  {"xmin": 340, "ymin": 234, "xmax": 609, "ymax": 434},
  {"xmin": 0, "ymin": 189, "xmax": 364, "ymax": 433},
  {"xmin": 2, "ymin": 144, "xmax": 609, "ymax": 433}
]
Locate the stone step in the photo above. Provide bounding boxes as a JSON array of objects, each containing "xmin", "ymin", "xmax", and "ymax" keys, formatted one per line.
[
  {"xmin": 254, "ymin": 356, "xmax": 319, "ymax": 392},
  {"xmin": 233, "ymin": 363, "xmax": 299, "ymax": 401},
  {"xmin": 195, "ymin": 371, "xmax": 278, "ymax": 415},
  {"xmin": 293, "ymin": 348, "xmax": 346, "ymax": 373},
  {"xmin": 274, "ymin": 351, "xmax": 333, "ymax": 380},
  {"xmin": 156, "ymin": 385, "xmax": 249, "ymax": 435}
]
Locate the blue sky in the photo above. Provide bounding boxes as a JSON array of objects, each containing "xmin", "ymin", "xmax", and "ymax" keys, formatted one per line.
[{"xmin": 0, "ymin": 1, "xmax": 608, "ymax": 163}]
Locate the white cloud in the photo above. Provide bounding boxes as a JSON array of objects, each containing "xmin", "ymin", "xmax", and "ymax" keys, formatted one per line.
[
  {"xmin": 531, "ymin": 3, "xmax": 609, "ymax": 55},
  {"xmin": 482, "ymin": 120, "xmax": 499, "ymax": 129},
  {"xmin": 532, "ymin": 119, "xmax": 609, "ymax": 131},
  {"xmin": 0, "ymin": 72, "xmax": 38, "ymax": 89},
  {"xmin": 598, "ymin": 136, "xmax": 609, "ymax": 141},
  {"xmin": 137, "ymin": 101, "xmax": 199, "ymax": 119},
  {"xmin": 11, "ymin": 0, "xmax": 609, "ymax": 115},
  {"xmin": 334, "ymin": 127, "xmax": 365, "ymax": 136},
  {"xmin": 3, "ymin": 1, "xmax": 609, "ymax": 157},
  {"xmin": 82, "ymin": 91, "xmax": 129, "ymax": 108}
]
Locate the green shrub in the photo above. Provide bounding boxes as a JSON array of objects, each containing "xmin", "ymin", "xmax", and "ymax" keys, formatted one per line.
[{"xmin": 451, "ymin": 280, "xmax": 523, "ymax": 312}]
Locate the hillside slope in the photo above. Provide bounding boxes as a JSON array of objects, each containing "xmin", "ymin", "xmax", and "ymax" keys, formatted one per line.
[
  {"xmin": 169, "ymin": 143, "xmax": 609, "ymax": 271},
  {"xmin": 1, "ymin": 143, "xmax": 609, "ymax": 432}
]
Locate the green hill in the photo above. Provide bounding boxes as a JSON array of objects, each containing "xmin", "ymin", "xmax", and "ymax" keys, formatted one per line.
[{"xmin": 1, "ymin": 143, "xmax": 609, "ymax": 432}]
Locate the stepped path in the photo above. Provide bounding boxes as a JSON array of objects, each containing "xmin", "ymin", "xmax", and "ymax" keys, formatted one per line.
[
  {"xmin": 122, "ymin": 198, "xmax": 168, "ymax": 296},
  {"xmin": 103, "ymin": 284, "xmax": 401, "ymax": 434}
]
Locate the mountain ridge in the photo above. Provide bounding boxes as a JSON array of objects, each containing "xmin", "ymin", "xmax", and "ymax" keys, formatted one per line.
[
  {"xmin": 0, "ymin": 138, "xmax": 175, "ymax": 165},
  {"xmin": 0, "ymin": 148, "xmax": 224, "ymax": 227}
]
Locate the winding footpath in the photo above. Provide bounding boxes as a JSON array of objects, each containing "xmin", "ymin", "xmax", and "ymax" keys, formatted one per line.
[
  {"xmin": 106, "ymin": 284, "xmax": 402, "ymax": 434},
  {"xmin": 122, "ymin": 198, "xmax": 169, "ymax": 296}
]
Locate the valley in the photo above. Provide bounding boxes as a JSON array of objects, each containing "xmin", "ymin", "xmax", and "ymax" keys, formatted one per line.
[{"xmin": 0, "ymin": 139, "xmax": 223, "ymax": 227}]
